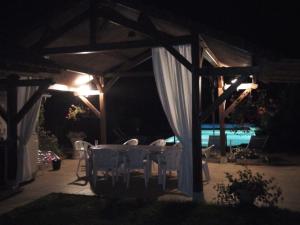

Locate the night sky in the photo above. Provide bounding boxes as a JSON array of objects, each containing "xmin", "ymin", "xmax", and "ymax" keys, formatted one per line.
[{"xmin": 2, "ymin": 0, "xmax": 300, "ymax": 149}]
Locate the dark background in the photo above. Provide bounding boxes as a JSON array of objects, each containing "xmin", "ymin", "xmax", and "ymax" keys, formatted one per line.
[{"xmin": 2, "ymin": 0, "xmax": 300, "ymax": 151}]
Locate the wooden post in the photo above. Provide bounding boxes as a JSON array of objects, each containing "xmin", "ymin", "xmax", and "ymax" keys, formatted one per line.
[
  {"xmin": 99, "ymin": 77, "xmax": 107, "ymax": 144},
  {"xmin": 191, "ymin": 32, "xmax": 203, "ymax": 201},
  {"xmin": 217, "ymin": 76, "xmax": 227, "ymax": 159},
  {"xmin": 6, "ymin": 75, "xmax": 18, "ymax": 185}
]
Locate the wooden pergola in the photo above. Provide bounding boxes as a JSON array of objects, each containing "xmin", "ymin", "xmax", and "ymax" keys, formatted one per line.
[{"xmin": 1, "ymin": 0, "xmax": 300, "ymax": 200}]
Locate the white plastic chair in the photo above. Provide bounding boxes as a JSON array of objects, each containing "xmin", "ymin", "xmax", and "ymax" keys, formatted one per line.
[
  {"xmin": 202, "ymin": 144, "xmax": 215, "ymax": 159},
  {"xmin": 149, "ymin": 139, "xmax": 166, "ymax": 146},
  {"xmin": 202, "ymin": 159, "xmax": 210, "ymax": 181},
  {"xmin": 74, "ymin": 140, "xmax": 93, "ymax": 178},
  {"xmin": 122, "ymin": 149, "xmax": 150, "ymax": 188},
  {"xmin": 123, "ymin": 138, "xmax": 139, "ymax": 145},
  {"xmin": 92, "ymin": 149, "xmax": 119, "ymax": 187},
  {"xmin": 157, "ymin": 148, "xmax": 181, "ymax": 190}
]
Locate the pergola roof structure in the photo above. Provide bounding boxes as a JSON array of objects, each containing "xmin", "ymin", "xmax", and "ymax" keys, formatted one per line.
[
  {"xmin": 1, "ymin": 1, "xmax": 299, "ymax": 83},
  {"xmin": 1, "ymin": 0, "xmax": 300, "ymax": 199},
  {"xmin": 0, "ymin": 1, "xmax": 257, "ymax": 80}
]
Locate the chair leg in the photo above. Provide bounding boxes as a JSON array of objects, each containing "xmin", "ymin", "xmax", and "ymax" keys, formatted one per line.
[
  {"xmin": 112, "ymin": 170, "xmax": 115, "ymax": 187},
  {"xmin": 76, "ymin": 158, "xmax": 82, "ymax": 178},
  {"xmin": 202, "ymin": 162, "xmax": 210, "ymax": 181},
  {"xmin": 93, "ymin": 170, "xmax": 97, "ymax": 188},
  {"xmin": 162, "ymin": 169, "xmax": 166, "ymax": 190},
  {"xmin": 126, "ymin": 170, "xmax": 130, "ymax": 188},
  {"xmin": 158, "ymin": 165, "xmax": 162, "ymax": 184},
  {"xmin": 144, "ymin": 166, "xmax": 149, "ymax": 188}
]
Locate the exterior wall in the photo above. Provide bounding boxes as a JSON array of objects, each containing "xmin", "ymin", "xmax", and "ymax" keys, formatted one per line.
[{"xmin": 27, "ymin": 131, "xmax": 39, "ymax": 178}]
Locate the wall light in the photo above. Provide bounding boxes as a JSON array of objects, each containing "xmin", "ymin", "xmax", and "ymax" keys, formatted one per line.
[{"xmin": 73, "ymin": 75, "xmax": 93, "ymax": 86}]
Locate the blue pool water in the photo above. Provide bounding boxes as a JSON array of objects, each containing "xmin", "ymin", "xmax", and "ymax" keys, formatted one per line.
[{"xmin": 165, "ymin": 124, "xmax": 258, "ymax": 147}]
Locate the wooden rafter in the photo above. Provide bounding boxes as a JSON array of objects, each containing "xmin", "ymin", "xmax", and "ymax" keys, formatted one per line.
[
  {"xmin": 78, "ymin": 95, "xmax": 101, "ymax": 118},
  {"xmin": 104, "ymin": 77, "xmax": 120, "ymax": 93},
  {"xmin": 0, "ymin": 78, "xmax": 53, "ymax": 87},
  {"xmin": 41, "ymin": 36, "xmax": 192, "ymax": 55},
  {"xmin": 224, "ymin": 88, "xmax": 252, "ymax": 118},
  {"xmin": 200, "ymin": 75, "xmax": 248, "ymax": 122},
  {"xmin": 96, "ymin": 7, "xmax": 193, "ymax": 72},
  {"xmin": 103, "ymin": 50, "xmax": 151, "ymax": 74},
  {"xmin": 16, "ymin": 83, "xmax": 52, "ymax": 123},
  {"xmin": 0, "ymin": 104, "xmax": 7, "ymax": 122},
  {"xmin": 104, "ymin": 71, "xmax": 153, "ymax": 78},
  {"xmin": 32, "ymin": 11, "xmax": 89, "ymax": 50}
]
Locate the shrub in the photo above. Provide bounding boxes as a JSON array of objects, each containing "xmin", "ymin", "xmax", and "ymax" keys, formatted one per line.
[
  {"xmin": 38, "ymin": 128, "xmax": 61, "ymax": 156},
  {"xmin": 214, "ymin": 168, "xmax": 283, "ymax": 207}
]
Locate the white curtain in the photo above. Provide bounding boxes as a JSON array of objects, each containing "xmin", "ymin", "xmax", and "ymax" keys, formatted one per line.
[
  {"xmin": 17, "ymin": 86, "xmax": 42, "ymax": 184},
  {"xmin": 152, "ymin": 45, "xmax": 201, "ymax": 196}
]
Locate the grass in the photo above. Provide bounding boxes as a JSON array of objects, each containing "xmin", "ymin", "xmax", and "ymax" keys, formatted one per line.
[{"xmin": 1, "ymin": 193, "xmax": 300, "ymax": 225}]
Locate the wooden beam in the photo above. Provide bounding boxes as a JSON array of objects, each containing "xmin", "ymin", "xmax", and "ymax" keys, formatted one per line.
[
  {"xmin": 199, "ymin": 66, "xmax": 259, "ymax": 77},
  {"xmin": 0, "ymin": 104, "xmax": 7, "ymax": 122},
  {"xmin": 41, "ymin": 36, "xmax": 192, "ymax": 55},
  {"xmin": 97, "ymin": 7, "xmax": 193, "ymax": 72},
  {"xmin": 104, "ymin": 76, "xmax": 120, "ymax": 93},
  {"xmin": 32, "ymin": 11, "xmax": 89, "ymax": 50},
  {"xmin": 191, "ymin": 32, "xmax": 203, "ymax": 201},
  {"xmin": 78, "ymin": 95, "xmax": 101, "ymax": 118},
  {"xmin": 0, "ymin": 62, "xmax": 60, "ymax": 74},
  {"xmin": 16, "ymin": 83, "xmax": 52, "ymax": 123},
  {"xmin": 201, "ymin": 75, "xmax": 248, "ymax": 122},
  {"xmin": 104, "ymin": 71, "xmax": 153, "ymax": 78},
  {"xmin": 6, "ymin": 75, "xmax": 18, "ymax": 182},
  {"xmin": 218, "ymin": 76, "xmax": 226, "ymax": 157},
  {"xmin": 103, "ymin": 50, "xmax": 151, "ymax": 74},
  {"xmin": 138, "ymin": 13, "xmax": 193, "ymax": 72},
  {"xmin": 0, "ymin": 78, "xmax": 53, "ymax": 88},
  {"xmin": 224, "ymin": 88, "xmax": 252, "ymax": 118}
]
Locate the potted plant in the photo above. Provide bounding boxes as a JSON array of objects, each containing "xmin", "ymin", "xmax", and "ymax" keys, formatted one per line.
[{"xmin": 214, "ymin": 168, "xmax": 283, "ymax": 206}]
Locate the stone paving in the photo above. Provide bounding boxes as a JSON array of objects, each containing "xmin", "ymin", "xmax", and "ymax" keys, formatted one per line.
[{"xmin": 0, "ymin": 159, "xmax": 300, "ymax": 215}]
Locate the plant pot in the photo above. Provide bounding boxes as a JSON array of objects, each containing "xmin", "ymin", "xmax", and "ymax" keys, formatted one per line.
[{"xmin": 52, "ymin": 159, "xmax": 61, "ymax": 170}]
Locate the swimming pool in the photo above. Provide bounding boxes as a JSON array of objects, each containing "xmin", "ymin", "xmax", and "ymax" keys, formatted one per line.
[{"xmin": 165, "ymin": 124, "xmax": 258, "ymax": 147}]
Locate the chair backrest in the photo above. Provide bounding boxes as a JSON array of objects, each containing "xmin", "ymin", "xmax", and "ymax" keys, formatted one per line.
[
  {"xmin": 149, "ymin": 139, "xmax": 166, "ymax": 147},
  {"xmin": 74, "ymin": 140, "xmax": 92, "ymax": 150},
  {"xmin": 124, "ymin": 149, "xmax": 149, "ymax": 169},
  {"xmin": 161, "ymin": 148, "xmax": 181, "ymax": 170},
  {"xmin": 202, "ymin": 144, "xmax": 215, "ymax": 158},
  {"xmin": 74, "ymin": 140, "xmax": 93, "ymax": 158},
  {"xmin": 123, "ymin": 138, "xmax": 139, "ymax": 145},
  {"xmin": 208, "ymin": 135, "xmax": 227, "ymax": 151},
  {"xmin": 247, "ymin": 136, "xmax": 269, "ymax": 150},
  {"xmin": 93, "ymin": 149, "xmax": 119, "ymax": 170}
]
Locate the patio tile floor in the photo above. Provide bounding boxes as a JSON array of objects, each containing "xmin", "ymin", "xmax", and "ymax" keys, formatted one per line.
[{"xmin": 1, "ymin": 159, "xmax": 300, "ymax": 215}]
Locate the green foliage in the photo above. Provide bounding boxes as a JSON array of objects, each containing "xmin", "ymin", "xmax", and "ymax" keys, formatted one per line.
[
  {"xmin": 66, "ymin": 104, "xmax": 87, "ymax": 121},
  {"xmin": 38, "ymin": 128, "xmax": 61, "ymax": 156},
  {"xmin": 67, "ymin": 131, "xmax": 87, "ymax": 141},
  {"xmin": 38, "ymin": 103, "xmax": 61, "ymax": 156},
  {"xmin": 214, "ymin": 168, "xmax": 283, "ymax": 207},
  {"xmin": 228, "ymin": 148, "xmax": 260, "ymax": 161},
  {"xmin": 228, "ymin": 88, "xmax": 280, "ymax": 134}
]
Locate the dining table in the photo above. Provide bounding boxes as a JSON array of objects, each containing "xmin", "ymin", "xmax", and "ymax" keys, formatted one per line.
[{"xmin": 88, "ymin": 144, "xmax": 180, "ymax": 177}]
